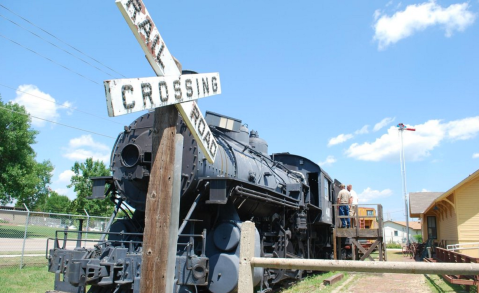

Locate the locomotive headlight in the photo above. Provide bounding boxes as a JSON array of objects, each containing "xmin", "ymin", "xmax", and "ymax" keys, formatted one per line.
[{"xmin": 121, "ymin": 144, "xmax": 141, "ymax": 167}]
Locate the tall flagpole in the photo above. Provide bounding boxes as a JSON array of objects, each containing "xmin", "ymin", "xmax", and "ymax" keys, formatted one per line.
[{"xmin": 397, "ymin": 123, "xmax": 415, "ymax": 246}]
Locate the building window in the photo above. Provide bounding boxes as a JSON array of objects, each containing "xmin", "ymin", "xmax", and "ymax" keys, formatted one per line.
[
  {"xmin": 367, "ymin": 210, "xmax": 373, "ymax": 216},
  {"xmin": 427, "ymin": 216, "xmax": 437, "ymax": 239},
  {"xmin": 394, "ymin": 231, "xmax": 398, "ymax": 237}
]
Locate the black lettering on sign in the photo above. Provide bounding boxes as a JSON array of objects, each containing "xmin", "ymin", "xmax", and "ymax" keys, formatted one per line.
[
  {"xmin": 204, "ymin": 131, "xmax": 211, "ymax": 150},
  {"xmin": 198, "ymin": 118, "xmax": 205, "ymax": 136},
  {"xmin": 196, "ymin": 78, "xmax": 200, "ymax": 97},
  {"xmin": 150, "ymin": 35, "xmax": 159, "ymax": 54},
  {"xmin": 122, "ymin": 85, "xmax": 135, "ymax": 109},
  {"xmin": 156, "ymin": 42, "xmax": 165, "ymax": 70},
  {"xmin": 139, "ymin": 19, "xmax": 152, "ymax": 41},
  {"xmin": 212, "ymin": 76, "xmax": 218, "ymax": 92},
  {"xmin": 173, "ymin": 80, "xmax": 182, "ymax": 100},
  {"xmin": 185, "ymin": 79, "xmax": 193, "ymax": 98},
  {"xmin": 125, "ymin": 0, "xmax": 142, "ymax": 21},
  {"xmin": 202, "ymin": 78, "xmax": 209, "ymax": 95},
  {"xmin": 159, "ymin": 81, "xmax": 168, "ymax": 102},
  {"xmin": 210, "ymin": 140, "xmax": 217, "ymax": 157},
  {"xmin": 190, "ymin": 104, "xmax": 200, "ymax": 127},
  {"xmin": 141, "ymin": 83, "xmax": 153, "ymax": 106}
]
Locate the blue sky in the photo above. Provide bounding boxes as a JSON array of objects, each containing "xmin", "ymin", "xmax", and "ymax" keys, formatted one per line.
[{"xmin": 0, "ymin": 0, "xmax": 477, "ymax": 220}]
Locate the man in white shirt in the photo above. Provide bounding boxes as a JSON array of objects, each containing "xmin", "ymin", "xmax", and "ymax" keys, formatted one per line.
[
  {"xmin": 347, "ymin": 184, "xmax": 358, "ymax": 227},
  {"xmin": 337, "ymin": 184, "xmax": 352, "ymax": 228}
]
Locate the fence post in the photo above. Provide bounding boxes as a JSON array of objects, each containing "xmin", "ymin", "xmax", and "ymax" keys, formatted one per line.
[
  {"xmin": 20, "ymin": 204, "xmax": 30, "ymax": 269},
  {"xmin": 84, "ymin": 209, "xmax": 90, "ymax": 247},
  {"xmin": 238, "ymin": 221, "xmax": 255, "ymax": 293}
]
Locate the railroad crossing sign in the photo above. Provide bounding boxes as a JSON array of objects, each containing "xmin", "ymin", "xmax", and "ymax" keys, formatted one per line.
[
  {"xmin": 105, "ymin": 73, "xmax": 221, "ymax": 117},
  {"xmin": 104, "ymin": 0, "xmax": 221, "ymax": 163}
]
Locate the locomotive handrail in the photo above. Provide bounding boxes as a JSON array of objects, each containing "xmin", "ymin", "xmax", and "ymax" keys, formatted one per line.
[
  {"xmin": 235, "ymin": 185, "xmax": 300, "ymax": 203},
  {"xmin": 234, "ymin": 186, "xmax": 300, "ymax": 210}
]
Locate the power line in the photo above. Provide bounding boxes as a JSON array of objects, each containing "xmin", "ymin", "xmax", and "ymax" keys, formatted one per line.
[
  {"xmin": 0, "ymin": 83, "xmax": 124, "ymax": 126},
  {"xmin": 0, "ymin": 33, "xmax": 101, "ymax": 85},
  {"xmin": 0, "ymin": 13, "xmax": 117, "ymax": 78},
  {"xmin": 0, "ymin": 105, "xmax": 115, "ymax": 139},
  {"xmin": 0, "ymin": 4, "xmax": 126, "ymax": 78}
]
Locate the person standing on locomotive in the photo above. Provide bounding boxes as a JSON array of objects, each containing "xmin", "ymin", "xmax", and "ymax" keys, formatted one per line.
[
  {"xmin": 337, "ymin": 184, "xmax": 352, "ymax": 228},
  {"xmin": 347, "ymin": 184, "xmax": 358, "ymax": 227}
]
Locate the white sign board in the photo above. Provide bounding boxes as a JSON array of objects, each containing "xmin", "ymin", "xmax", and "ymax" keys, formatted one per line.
[
  {"xmin": 115, "ymin": 0, "xmax": 218, "ymax": 163},
  {"xmin": 116, "ymin": 0, "xmax": 178, "ymax": 76},
  {"xmin": 178, "ymin": 101, "xmax": 218, "ymax": 160},
  {"xmin": 105, "ymin": 73, "xmax": 221, "ymax": 117}
]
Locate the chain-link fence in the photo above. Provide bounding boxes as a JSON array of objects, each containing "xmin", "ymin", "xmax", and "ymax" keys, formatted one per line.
[{"xmin": 0, "ymin": 206, "xmax": 109, "ymax": 269}]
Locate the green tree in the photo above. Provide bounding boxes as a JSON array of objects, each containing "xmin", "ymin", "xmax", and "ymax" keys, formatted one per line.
[
  {"xmin": 68, "ymin": 158, "xmax": 113, "ymax": 216},
  {"xmin": 44, "ymin": 190, "xmax": 72, "ymax": 214},
  {"xmin": 0, "ymin": 96, "xmax": 54, "ymax": 209}
]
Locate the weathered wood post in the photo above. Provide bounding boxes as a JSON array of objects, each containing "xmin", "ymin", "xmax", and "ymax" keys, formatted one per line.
[{"xmin": 140, "ymin": 106, "xmax": 179, "ymax": 292}]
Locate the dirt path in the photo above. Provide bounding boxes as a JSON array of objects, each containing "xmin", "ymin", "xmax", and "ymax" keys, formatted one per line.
[{"xmin": 333, "ymin": 257, "xmax": 432, "ymax": 293}]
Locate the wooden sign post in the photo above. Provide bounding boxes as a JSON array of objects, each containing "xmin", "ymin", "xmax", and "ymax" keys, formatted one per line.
[{"xmin": 105, "ymin": 0, "xmax": 222, "ymax": 291}]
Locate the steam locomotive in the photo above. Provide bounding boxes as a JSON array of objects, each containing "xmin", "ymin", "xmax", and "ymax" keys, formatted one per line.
[{"xmin": 48, "ymin": 110, "xmax": 344, "ymax": 293}]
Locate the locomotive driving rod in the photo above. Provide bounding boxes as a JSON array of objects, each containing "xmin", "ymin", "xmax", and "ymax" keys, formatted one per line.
[{"xmin": 249, "ymin": 258, "xmax": 479, "ymax": 275}]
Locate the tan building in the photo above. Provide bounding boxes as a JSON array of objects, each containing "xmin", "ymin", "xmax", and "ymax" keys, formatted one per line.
[
  {"xmin": 357, "ymin": 206, "xmax": 377, "ymax": 229},
  {"xmin": 410, "ymin": 169, "xmax": 479, "ymax": 257}
]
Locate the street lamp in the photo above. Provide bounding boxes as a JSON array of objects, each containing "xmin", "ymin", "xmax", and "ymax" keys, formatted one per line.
[{"xmin": 397, "ymin": 123, "xmax": 415, "ymax": 246}]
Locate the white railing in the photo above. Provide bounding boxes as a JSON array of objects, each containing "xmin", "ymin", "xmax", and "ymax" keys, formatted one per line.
[{"xmin": 447, "ymin": 242, "xmax": 479, "ymax": 254}]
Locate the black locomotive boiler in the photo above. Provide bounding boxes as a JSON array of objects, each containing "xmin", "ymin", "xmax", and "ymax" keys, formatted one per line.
[{"xmin": 48, "ymin": 111, "xmax": 342, "ymax": 293}]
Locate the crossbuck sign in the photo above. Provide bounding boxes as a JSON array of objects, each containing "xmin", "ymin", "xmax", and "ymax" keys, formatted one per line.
[{"xmin": 104, "ymin": 0, "xmax": 221, "ymax": 163}]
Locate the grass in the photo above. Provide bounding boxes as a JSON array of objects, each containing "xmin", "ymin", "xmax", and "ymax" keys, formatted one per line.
[
  {"xmin": 0, "ymin": 250, "xmax": 45, "ymax": 255},
  {"xmin": 279, "ymin": 271, "xmax": 351, "ymax": 293},
  {"xmin": 0, "ymin": 266, "xmax": 54, "ymax": 293},
  {"xmin": 0, "ymin": 224, "xmax": 101, "ymax": 239},
  {"xmin": 0, "ymin": 225, "xmax": 60, "ymax": 238},
  {"xmin": 0, "ymin": 256, "xmax": 48, "ymax": 269},
  {"xmin": 424, "ymin": 274, "xmax": 478, "ymax": 293}
]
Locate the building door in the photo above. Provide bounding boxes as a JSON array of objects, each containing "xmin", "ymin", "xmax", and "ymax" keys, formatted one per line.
[{"xmin": 427, "ymin": 216, "xmax": 437, "ymax": 239}]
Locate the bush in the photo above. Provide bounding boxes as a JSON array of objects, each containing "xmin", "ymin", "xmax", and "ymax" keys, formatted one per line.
[
  {"xmin": 0, "ymin": 218, "xmax": 10, "ymax": 224},
  {"xmin": 387, "ymin": 243, "xmax": 402, "ymax": 249},
  {"xmin": 413, "ymin": 234, "xmax": 423, "ymax": 243}
]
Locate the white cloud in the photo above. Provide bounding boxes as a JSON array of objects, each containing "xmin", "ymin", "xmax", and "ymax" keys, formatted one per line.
[
  {"xmin": 446, "ymin": 116, "xmax": 479, "ymax": 140},
  {"xmin": 328, "ymin": 134, "xmax": 354, "ymax": 146},
  {"xmin": 69, "ymin": 135, "xmax": 110, "ymax": 151},
  {"xmin": 318, "ymin": 155, "xmax": 336, "ymax": 167},
  {"xmin": 11, "ymin": 84, "xmax": 71, "ymax": 127},
  {"xmin": 54, "ymin": 188, "xmax": 76, "ymax": 200},
  {"xmin": 373, "ymin": 117, "xmax": 395, "ymax": 132},
  {"xmin": 345, "ymin": 116, "xmax": 479, "ymax": 162},
  {"xmin": 420, "ymin": 188, "xmax": 430, "ymax": 192},
  {"xmin": 328, "ymin": 124, "xmax": 370, "ymax": 146},
  {"xmin": 473, "ymin": 153, "xmax": 479, "ymax": 159},
  {"xmin": 63, "ymin": 135, "xmax": 110, "ymax": 163},
  {"xmin": 355, "ymin": 125, "xmax": 369, "ymax": 135},
  {"xmin": 58, "ymin": 170, "xmax": 75, "ymax": 183},
  {"xmin": 373, "ymin": 1, "xmax": 476, "ymax": 50},
  {"xmin": 358, "ymin": 187, "xmax": 393, "ymax": 203}
]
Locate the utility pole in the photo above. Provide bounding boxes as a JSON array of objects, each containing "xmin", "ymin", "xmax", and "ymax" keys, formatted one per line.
[{"xmin": 397, "ymin": 123, "xmax": 415, "ymax": 246}]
